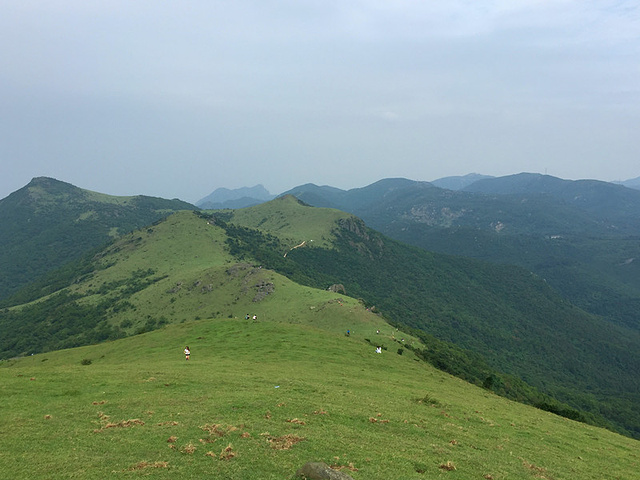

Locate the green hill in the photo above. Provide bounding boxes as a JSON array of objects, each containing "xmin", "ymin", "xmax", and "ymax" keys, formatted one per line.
[
  {"xmin": 2, "ymin": 300, "xmax": 638, "ymax": 478},
  {"xmin": 0, "ymin": 177, "xmax": 196, "ymax": 300},
  {"xmin": 218, "ymin": 197, "xmax": 640, "ymax": 438},
  {"xmin": 2, "ymin": 196, "xmax": 639, "ymax": 442}
]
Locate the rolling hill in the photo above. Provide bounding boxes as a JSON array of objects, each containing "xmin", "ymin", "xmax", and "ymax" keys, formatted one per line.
[
  {"xmin": 0, "ymin": 177, "xmax": 196, "ymax": 300},
  {"xmin": 2, "ymin": 180, "xmax": 640, "ymax": 441},
  {"xmin": 3, "ymin": 194, "xmax": 638, "ymax": 438},
  {"xmin": 220, "ymin": 197, "xmax": 640, "ymax": 438}
]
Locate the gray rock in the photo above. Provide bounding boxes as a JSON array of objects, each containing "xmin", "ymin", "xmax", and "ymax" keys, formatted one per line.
[{"xmin": 295, "ymin": 462, "xmax": 355, "ymax": 480}]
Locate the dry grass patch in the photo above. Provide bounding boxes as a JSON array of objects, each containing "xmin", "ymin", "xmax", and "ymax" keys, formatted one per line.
[
  {"xmin": 104, "ymin": 419, "xmax": 145, "ymax": 429},
  {"xmin": 219, "ymin": 444, "xmax": 236, "ymax": 460},
  {"xmin": 440, "ymin": 461, "xmax": 457, "ymax": 471},
  {"xmin": 129, "ymin": 461, "xmax": 168, "ymax": 470},
  {"xmin": 94, "ymin": 416, "xmax": 145, "ymax": 433},
  {"xmin": 180, "ymin": 443, "xmax": 197, "ymax": 455},
  {"xmin": 267, "ymin": 434, "xmax": 306, "ymax": 450},
  {"xmin": 200, "ymin": 423, "xmax": 238, "ymax": 437},
  {"xmin": 286, "ymin": 418, "xmax": 306, "ymax": 425},
  {"xmin": 522, "ymin": 459, "xmax": 552, "ymax": 479},
  {"xmin": 331, "ymin": 463, "xmax": 358, "ymax": 472}
]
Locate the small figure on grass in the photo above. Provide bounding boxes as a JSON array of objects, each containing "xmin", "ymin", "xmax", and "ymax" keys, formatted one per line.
[{"xmin": 184, "ymin": 346, "xmax": 191, "ymax": 361}]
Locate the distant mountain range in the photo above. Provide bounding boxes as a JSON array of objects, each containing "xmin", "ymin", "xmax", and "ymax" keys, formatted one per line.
[
  {"xmin": 283, "ymin": 174, "xmax": 640, "ymax": 332},
  {"xmin": 194, "ymin": 173, "xmax": 640, "ymax": 207}
]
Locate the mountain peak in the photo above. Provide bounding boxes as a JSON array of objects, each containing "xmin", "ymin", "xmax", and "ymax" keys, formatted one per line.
[{"xmin": 196, "ymin": 185, "xmax": 274, "ymax": 208}]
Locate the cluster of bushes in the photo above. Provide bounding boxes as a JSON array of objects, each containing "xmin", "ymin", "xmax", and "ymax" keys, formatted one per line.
[{"xmin": 0, "ymin": 268, "xmax": 166, "ymax": 359}]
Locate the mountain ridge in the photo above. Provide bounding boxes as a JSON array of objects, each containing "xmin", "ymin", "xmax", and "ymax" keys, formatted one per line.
[{"xmin": 0, "ymin": 177, "xmax": 196, "ymax": 300}]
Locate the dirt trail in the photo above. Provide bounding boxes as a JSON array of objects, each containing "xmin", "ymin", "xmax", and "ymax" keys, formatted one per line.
[{"xmin": 284, "ymin": 241, "xmax": 306, "ymax": 257}]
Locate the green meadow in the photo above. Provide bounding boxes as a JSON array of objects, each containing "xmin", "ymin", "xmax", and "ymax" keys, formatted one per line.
[{"xmin": 1, "ymin": 314, "xmax": 638, "ymax": 479}]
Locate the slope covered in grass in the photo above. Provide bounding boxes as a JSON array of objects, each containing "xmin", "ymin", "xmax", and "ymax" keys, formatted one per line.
[
  {"xmin": 0, "ymin": 177, "xmax": 195, "ymax": 300},
  {"xmin": 3, "ymin": 196, "xmax": 639, "ymax": 440},
  {"xmin": 1, "ymin": 316, "xmax": 638, "ymax": 479},
  {"xmin": 0, "ymin": 208, "xmax": 373, "ymax": 355}
]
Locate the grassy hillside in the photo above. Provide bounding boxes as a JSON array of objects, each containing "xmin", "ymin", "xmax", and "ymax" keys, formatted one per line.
[
  {"xmin": 2, "ymin": 196, "xmax": 639, "ymax": 441},
  {"xmin": 2, "ymin": 315, "xmax": 638, "ymax": 479},
  {"xmin": 0, "ymin": 206, "xmax": 366, "ymax": 357},
  {"xmin": 0, "ymin": 177, "xmax": 196, "ymax": 300}
]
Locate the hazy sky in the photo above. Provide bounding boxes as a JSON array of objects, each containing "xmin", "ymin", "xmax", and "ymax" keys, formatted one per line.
[{"xmin": 1, "ymin": 1, "xmax": 639, "ymax": 203}]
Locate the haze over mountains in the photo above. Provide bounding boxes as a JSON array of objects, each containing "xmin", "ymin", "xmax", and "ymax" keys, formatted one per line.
[
  {"xmin": 1, "ymin": 173, "xmax": 640, "ymax": 443},
  {"xmin": 196, "ymin": 184, "xmax": 274, "ymax": 209}
]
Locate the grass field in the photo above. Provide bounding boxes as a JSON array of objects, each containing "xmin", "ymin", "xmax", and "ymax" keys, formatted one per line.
[{"xmin": 1, "ymin": 314, "xmax": 638, "ymax": 479}]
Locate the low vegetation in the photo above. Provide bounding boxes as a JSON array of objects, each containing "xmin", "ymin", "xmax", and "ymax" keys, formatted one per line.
[{"xmin": 1, "ymin": 317, "xmax": 638, "ymax": 479}]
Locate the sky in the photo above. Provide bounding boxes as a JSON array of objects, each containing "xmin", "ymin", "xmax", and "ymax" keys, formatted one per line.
[{"xmin": 1, "ymin": 1, "xmax": 639, "ymax": 203}]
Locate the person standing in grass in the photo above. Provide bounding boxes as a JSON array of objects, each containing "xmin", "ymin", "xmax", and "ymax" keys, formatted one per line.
[{"xmin": 184, "ymin": 346, "xmax": 191, "ymax": 361}]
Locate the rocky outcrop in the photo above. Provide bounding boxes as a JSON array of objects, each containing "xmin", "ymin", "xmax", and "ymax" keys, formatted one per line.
[
  {"xmin": 295, "ymin": 462, "xmax": 355, "ymax": 480},
  {"xmin": 327, "ymin": 284, "xmax": 346, "ymax": 294}
]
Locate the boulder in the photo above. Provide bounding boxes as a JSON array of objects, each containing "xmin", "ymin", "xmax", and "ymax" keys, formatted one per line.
[{"xmin": 295, "ymin": 462, "xmax": 355, "ymax": 480}]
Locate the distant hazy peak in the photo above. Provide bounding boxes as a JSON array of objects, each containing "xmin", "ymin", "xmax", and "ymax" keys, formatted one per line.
[
  {"xmin": 196, "ymin": 184, "xmax": 273, "ymax": 207},
  {"xmin": 614, "ymin": 176, "xmax": 640, "ymax": 190},
  {"xmin": 431, "ymin": 173, "xmax": 494, "ymax": 191}
]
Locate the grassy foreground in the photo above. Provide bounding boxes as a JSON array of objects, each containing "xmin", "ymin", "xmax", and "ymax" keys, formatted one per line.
[{"xmin": 1, "ymin": 316, "xmax": 638, "ymax": 479}]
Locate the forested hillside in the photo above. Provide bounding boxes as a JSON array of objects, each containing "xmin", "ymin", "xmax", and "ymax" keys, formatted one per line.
[
  {"xmin": 284, "ymin": 176, "xmax": 640, "ymax": 332},
  {"xmin": 0, "ymin": 177, "xmax": 195, "ymax": 299}
]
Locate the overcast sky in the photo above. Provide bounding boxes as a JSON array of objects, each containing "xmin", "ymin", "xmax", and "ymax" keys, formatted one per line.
[{"xmin": 1, "ymin": 1, "xmax": 639, "ymax": 203}]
